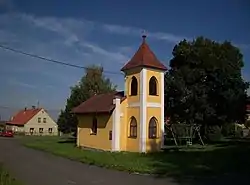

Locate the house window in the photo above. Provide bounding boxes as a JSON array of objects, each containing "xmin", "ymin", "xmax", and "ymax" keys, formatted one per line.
[
  {"xmin": 91, "ymin": 117, "xmax": 97, "ymax": 135},
  {"xmin": 148, "ymin": 117, "xmax": 157, "ymax": 139},
  {"xmin": 43, "ymin": 118, "xmax": 46, "ymax": 123},
  {"xmin": 130, "ymin": 76, "xmax": 138, "ymax": 96},
  {"xmin": 48, "ymin": 128, "xmax": 52, "ymax": 133},
  {"xmin": 129, "ymin": 116, "xmax": 137, "ymax": 138},
  {"xmin": 38, "ymin": 117, "xmax": 41, "ymax": 123},
  {"xmin": 109, "ymin": 130, "xmax": 112, "ymax": 140},
  {"xmin": 39, "ymin": 128, "xmax": 43, "ymax": 133},
  {"xmin": 30, "ymin": 128, "xmax": 34, "ymax": 135},
  {"xmin": 149, "ymin": 76, "xmax": 158, "ymax": 96}
]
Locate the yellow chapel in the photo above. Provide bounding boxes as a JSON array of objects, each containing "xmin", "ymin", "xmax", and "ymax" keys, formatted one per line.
[{"xmin": 72, "ymin": 34, "xmax": 167, "ymax": 153}]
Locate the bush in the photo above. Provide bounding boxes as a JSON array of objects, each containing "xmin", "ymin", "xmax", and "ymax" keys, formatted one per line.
[
  {"xmin": 235, "ymin": 126, "xmax": 243, "ymax": 138},
  {"xmin": 222, "ymin": 123, "xmax": 235, "ymax": 137},
  {"xmin": 244, "ymin": 120, "xmax": 250, "ymax": 128},
  {"xmin": 206, "ymin": 125, "xmax": 223, "ymax": 142}
]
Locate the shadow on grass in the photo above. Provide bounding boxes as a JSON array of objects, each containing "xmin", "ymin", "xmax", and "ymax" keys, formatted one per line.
[
  {"xmin": 45, "ymin": 135, "xmax": 250, "ymax": 185},
  {"xmin": 57, "ymin": 137, "xmax": 76, "ymax": 144},
  {"xmin": 148, "ymin": 138, "xmax": 250, "ymax": 185}
]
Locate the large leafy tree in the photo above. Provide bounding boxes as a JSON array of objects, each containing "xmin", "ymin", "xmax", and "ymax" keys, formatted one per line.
[
  {"xmin": 57, "ymin": 65, "xmax": 117, "ymax": 133},
  {"xmin": 165, "ymin": 37, "xmax": 249, "ymax": 129}
]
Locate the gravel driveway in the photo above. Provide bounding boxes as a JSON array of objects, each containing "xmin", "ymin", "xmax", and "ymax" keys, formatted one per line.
[{"xmin": 0, "ymin": 138, "xmax": 178, "ymax": 185}]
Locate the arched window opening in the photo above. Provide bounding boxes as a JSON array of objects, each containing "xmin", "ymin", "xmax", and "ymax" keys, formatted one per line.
[
  {"xmin": 91, "ymin": 116, "xmax": 97, "ymax": 134},
  {"xmin": 149, "ymin": 76, "xmax": 158, "ymax": 96},
  {"xmin": 129, "ymin": 116, "xmax": 137, "ymax": 138},
  {"xmin": 130, "ymin": 76, "xmax": 138, "ymax": 96},
  {"xmin": 148, "ymin": 117, "xmax": 157, "ymax": 139}
]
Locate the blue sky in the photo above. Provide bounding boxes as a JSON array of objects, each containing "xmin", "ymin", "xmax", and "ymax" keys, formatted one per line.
[{"xmin": 0, "ymin": 0, "xmax": 249, "ymax": 120}]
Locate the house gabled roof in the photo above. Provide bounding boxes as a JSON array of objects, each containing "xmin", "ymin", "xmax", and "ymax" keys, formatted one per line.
[
  {"xmin": 72, "ymin": 91, "xmax": 125, "ymax": 114},
  {"xmin": 6, "ymin": 108, "xmax": 42, "ymax": 126},
  {"xmin": 121, "ymin": 35, "xmax": 167, "ymax": 72}
]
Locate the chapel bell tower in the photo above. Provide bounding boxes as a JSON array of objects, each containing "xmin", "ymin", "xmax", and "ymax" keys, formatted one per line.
[{"xmin": 121, "ymin": 33, "xmax": 167, "ymax": 153}]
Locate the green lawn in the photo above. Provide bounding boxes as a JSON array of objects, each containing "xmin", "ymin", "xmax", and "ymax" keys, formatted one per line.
[
  {"xmin": 20, "ymin": 136, "xmax": 250, "ymax": 183},
  {"xmin": 0, "ymin": 164, "xmax": 22, "ymax": 185}
]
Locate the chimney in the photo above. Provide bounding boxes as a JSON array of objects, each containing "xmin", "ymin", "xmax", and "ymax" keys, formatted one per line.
[
  {"xmin": 32, "ymin": 106, "xmax": 36, "ymax": 109},
  {"xmin": 24, "ymin": 107, "xmax": 27, "ymax": 111}
]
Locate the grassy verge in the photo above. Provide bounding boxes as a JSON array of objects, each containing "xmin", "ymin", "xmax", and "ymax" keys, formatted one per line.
[
  {"xmin": 20, "ymin": 136, "xmax": 154, "ymax": 173},
  {"xmin": 0, "ymin": 164, "xmax": 22, "ymax": 185},
  {"xmin": 20, "ymin": 136, "xmax": 250, "ymax": 182}
]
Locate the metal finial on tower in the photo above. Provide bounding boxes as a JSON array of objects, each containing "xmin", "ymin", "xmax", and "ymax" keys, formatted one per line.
[{"xmin": 141, "ymin": 30, "xmax": 147, "ymax": 41}]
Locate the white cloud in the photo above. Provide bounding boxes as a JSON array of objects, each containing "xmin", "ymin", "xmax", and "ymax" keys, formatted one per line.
[
  {"xmin": 7, "ymin": 78, "xmax": 37, "ymax": 89},
  {"xmin": 102, "ymin": 22, "xmax": 249, "ymax": 48},
  {"xmin": 0, "ymin": 13, "xmax": 131, "ymax": 112},
  {"xmin": 103, "ymin": 24, "xmax": 140, "ymax": 36},
  {"xmin": 17, "ymin": 13, "xmax": 129, "ymax": 64},
  {"xmin": 7, "ymin": 77, "xmax": 56, "ymax": 92},
  {"xmin": 19, "ymin": 14, "xmax": 93, "ymax": 44},
  {"xmin": 19, "ymin": 13, "xmax": 190, "ymax": 47},
  {"xmin": 81, "ymin": 42, "xmax": 129, "ymax": 64},
  {"xmin": 102, "ymin": 24, "xmax": 190, "ymax": 43}
]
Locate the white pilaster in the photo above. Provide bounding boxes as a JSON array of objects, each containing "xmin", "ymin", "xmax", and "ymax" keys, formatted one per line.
[
  {"xmin": 140, "ymin": 68, "xmax": 147, "ymax": 153},
  {"xmin": 124, "ymin": 75, "xmax": 127, "ymax": 96},
  {"xmin": 160, "ymin": 72, "xmax": 165, "ymax": 148},
  {"xmin": 112, "ymin": 97, "xmax": 121, "ymax": 151}
]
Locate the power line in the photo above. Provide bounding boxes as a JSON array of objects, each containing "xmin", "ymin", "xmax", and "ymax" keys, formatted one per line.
[{"xmin": 0, "ymin": 44, "xmax": 123, "ymax": 75}]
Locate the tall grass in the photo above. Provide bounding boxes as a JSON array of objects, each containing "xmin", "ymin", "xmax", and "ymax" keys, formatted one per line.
[{"xmin": 0, "ymin": 164, "xmax": 21, "ymax": 185}]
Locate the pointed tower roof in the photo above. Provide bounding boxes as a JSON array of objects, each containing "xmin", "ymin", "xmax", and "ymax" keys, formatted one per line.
[{"xmin": 121, "ymin": 34, "xmax": 167, "ymax": 72}]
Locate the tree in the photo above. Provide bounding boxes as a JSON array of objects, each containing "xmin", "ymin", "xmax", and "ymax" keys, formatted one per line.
[
  {"xmin": 57, "ymin": 65, "xmax": 117, "ymax": 133},
  {"xmin": 165, "ymin": 37, "xmax": 249, "ymax": 131}
]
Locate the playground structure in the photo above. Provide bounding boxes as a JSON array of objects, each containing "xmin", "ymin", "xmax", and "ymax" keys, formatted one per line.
[{"xmin": 164, "ymin": 123, "xmax": 205, "ymax": 147}]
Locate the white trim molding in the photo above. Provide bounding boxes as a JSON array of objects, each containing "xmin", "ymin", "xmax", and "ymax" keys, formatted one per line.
[
  {"xmin": 160, "ymin": 72, "xmax": 165, "ymax": 148},
  {"xmin": 128, "ymin": 102, "xmax": 161, "ymax": 108},
  {"xmin": 147, "ymin": 102, "xmax": 161, "ymax": 108},
  {"xmin": 112, "ymin": 97, "xmax": 121, "ymax": 151},
  {"xmin": 127, "ymin": 102, "xmax": 140, "ymax": 107},
  {"xmin": 140, "ymin": 68, "xmax": 147, "ymax": 153},
  {"xmin": 143, "ymin": 67, "xmax": 166, "ymax": 73}
]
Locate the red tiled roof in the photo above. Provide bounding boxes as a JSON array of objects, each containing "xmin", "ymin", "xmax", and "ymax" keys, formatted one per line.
[
  {"xmin": 121, "ymin": 35, "xmax": 167, "ymax": 71},
  {"xmin": 72, "ymin": 91, "xmax": 126, "ymax": 114},
  {"xmin": 6, "ymin": 108, "xmax": 42, "ymax": 126}
]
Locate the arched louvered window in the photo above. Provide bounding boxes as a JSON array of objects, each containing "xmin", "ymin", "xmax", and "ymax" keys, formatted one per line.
[
  {"xmin": 130, "ymin": 76, "xmax": 138, "ymax": 96},
  {"xmin": 149, "ymin": 76, "xmax": 158, "ymax": 96},
  {"xmin": 129, "ymin": 116, "xmax": 137, "ymax": 138},
  {"xmin": 148, "ymin": 117, "xmax": 157, "ymax": 139}
]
